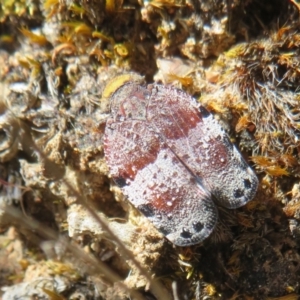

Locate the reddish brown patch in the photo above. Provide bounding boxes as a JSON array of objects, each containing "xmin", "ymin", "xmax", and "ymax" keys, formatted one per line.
[
  {"xmin": 104, "ymin": 121, "xmax": 161, "ymax": 180},
  {"xmin": 151, "ymin": 190, "xmax": 183, "ymax": 212},
  {"xmin": 210, "ymin": 139, "xmax": 230, "ymax": 168},
  {"xmin": 154, "ymin": 107, "xmax": 202, "ymax": 140}
]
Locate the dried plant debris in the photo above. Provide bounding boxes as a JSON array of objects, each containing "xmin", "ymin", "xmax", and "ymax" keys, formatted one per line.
[
  {"xmin": 201, "ymin": 26, "xmax": 300, "ymax": 176},
  {"xmin": 203, "ymin": 27, "xmax": 300, "ymax": 154},
  {"xmin": 1, "ymin": 0, "xmax": 300, "ymax": 299}
]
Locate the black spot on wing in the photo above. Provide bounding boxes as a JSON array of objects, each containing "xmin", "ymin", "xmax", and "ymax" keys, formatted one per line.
[
  {"xmin": 234, "ymin": 188, "xmax": 244, "ymax": 198},
  {"xmin": 192, "ymin": 221, "xmax": 204, "ymax": 232},
  {"xmin": 244, "ymin": 178, "xmax": 252, "ymax": 189},
  {"xmin": 157, "ymin": 225, "xmax": 171, "ymax": 236},
  {"xmin": 180, "ymin": 228, "xmax": 192, "ymax": 239},
  {"xmin": 199, "ymin": 105, "xmax": 210, "ymax": 118},
  {"xmin": 138, "ymin": 203, "xmax": 155, "ymax": 217},
  {"xmin": 114, "ymin": 177, "xmax": 127, "ymax": 188}
]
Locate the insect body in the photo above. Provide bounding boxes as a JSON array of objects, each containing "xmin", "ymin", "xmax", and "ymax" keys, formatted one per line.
[{"xmin": 103, "ymin": 74, "xmax": 258, "ymax": 246}]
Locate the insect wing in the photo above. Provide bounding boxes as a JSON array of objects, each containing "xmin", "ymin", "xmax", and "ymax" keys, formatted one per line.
[
  {"xmin": 104, "ymin": 119, "xmax": 218, "ymax": 246},
  {"xmin": 147, "ymin": 85, "xmax": 258, "ymax": 208}
]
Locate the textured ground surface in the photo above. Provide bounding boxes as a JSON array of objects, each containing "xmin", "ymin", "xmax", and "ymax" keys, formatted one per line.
[{"xmin": 1, "ymin": 0, "xmax": 300, "ymax": 299}]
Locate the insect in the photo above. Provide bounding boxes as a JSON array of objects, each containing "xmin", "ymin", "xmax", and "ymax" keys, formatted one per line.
[{"xmin": 103, "ymin": 74, "xmax": 258, "ymax": 246}]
